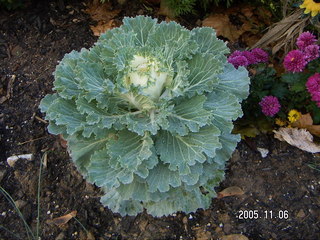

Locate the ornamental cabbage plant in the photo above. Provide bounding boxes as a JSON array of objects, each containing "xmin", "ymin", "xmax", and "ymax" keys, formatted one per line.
[{"xmin": 40, "ymin": 16, "xmax": 250, "ymax": 217}]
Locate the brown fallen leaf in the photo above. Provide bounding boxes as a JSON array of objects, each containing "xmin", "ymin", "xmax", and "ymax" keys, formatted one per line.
[
  {"xmin": 58, "ymin": 134, "xmax": 68, "ymax": 149},
  {"xmin": 307, "ymin": 125, "xmax": 320, "ymax": 137},
  {"xmin": 291, "ymin": 113, "xmax": 313, "ymax": 127},
  {"xmin": 273, "ymin": 127, "xmax": 320, "ymax": 153},
  {"xmin": 220, "ymin": 234, "xmax": 249, "ymax": 240},
  {"xmin": 291, "ymin": 113, "xmax": 320, "ymax": 137},
  {"xmin": 46, "ymin": 210, "xmax": 77, "ymax": 226},
  {"xmin": 85, "ymin": 0, "xmax": 120, "ymax": 36},
  {"xmin": 202, "ymin": 14, "xmax": 243, "ymax": 42},
  {"xmin": 217, "ymin": 186, "xmax": 244, "ymax": 199}
]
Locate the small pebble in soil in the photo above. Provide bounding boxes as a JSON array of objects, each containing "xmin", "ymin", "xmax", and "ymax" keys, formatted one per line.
[{"xmin": 1, "ymin": 212, "xmax": 6, "ymax": 216}]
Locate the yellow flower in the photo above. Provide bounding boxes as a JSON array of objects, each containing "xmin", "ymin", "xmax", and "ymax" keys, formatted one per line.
[
  {"xmin": 288, "ymin": 109, "xmax": 302, "ymax": 123},
  {"xmin": 275, "ymin": 118, "xmax": 287, "ymax": 127},
  {"xmin": 300, "ymin": 0, "xmax": 320, "ymax": 17}
]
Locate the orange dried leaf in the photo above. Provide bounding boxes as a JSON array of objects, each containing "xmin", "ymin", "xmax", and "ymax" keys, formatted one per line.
[
  {"xmin": 291, "ymin": 113, "xmax": 320, "ymax": 137},
  {"xmin": 306, "ymin": 125, "xmax": 320, "ymax": 137},
  {"xmin": 202, "ymin": 14, "xmax": 243, "ymax": 42},
  {"xmin": 291, "ymin": 113, "xmax": 313, "ymax": 128},
  {"xmin": 58, "ymin": 134, "xmax": 68, "ymax": 149},
  {"xmin": 46, "ymin": 210, "xmax": 77, "ymax": 226},
  {"xmin": 85, "ymin": 0, "xmax": 120, "ymax": 36},
  {"xmin": 218, "ymin": 186, "xmax": 244, "ymax": 199}
]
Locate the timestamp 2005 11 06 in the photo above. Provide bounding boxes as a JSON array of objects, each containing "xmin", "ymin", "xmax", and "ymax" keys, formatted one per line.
[{"xmin": 237, "ymin": 210, "xmax": 289, "ymax": 220}]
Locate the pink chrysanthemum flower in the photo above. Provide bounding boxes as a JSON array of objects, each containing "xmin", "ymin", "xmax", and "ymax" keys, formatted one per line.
[
  {"xmin": 229, "ymin": 50, "xmax": 243, "ymax": 58},
  {"xmin": 259, "ymin": 96, "xmax": 281, "ymax": 117},
  {"xmin": 296, "ymin": 31, "xmax": 317, "ymax": 50},
  {"xmin": 242, "ymin": 51, "xmax": 257, "ymax": 65},
  {"xmin": 304, "ymin": 44, "xmax": 320, "ymax": 62},
  {"xmin": 311, "ymin": 92, "xmax": 320, "ymax": 102},
  {"xmin": 283, "ymin": 50, "xmax": 307, "ymax": 72},
  {"xmin": 227, "ymin": 55, "xmax": 249, "ymax": 69},
  {"xmin": 306, "ymin": 73, "xmax": 320, "ymax": 106},
  {"xmin": 251, "ymin": 48, "xmax": 269, "ymax": 63},
  {"xmin": 306, "ymin": 73, "xmax": 320, "ymax": 93}
]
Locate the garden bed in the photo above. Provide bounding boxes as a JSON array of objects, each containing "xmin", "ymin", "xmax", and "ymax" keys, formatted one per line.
[{"xmin": 0, "ymin": 0, "xmax": 320, "ymax": 239}]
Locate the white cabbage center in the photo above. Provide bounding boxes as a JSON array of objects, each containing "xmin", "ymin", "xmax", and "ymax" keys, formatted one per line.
[{"xmin": 127, "ymin": 55, "xmax": 171, "ymax": 100}]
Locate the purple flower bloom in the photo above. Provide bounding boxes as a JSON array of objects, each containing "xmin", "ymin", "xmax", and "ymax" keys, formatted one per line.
[
  {"xmin": 242, "ymin": 51, "xmax": 257, "ymax": 65},
  {"xmin": 259, "ymin": 96, "xmax": 281, "ymax": 117},
  {"xmin": 306, "ymin": 73, "xmax": 320, "ymax": 106},
  {"xmin": 312, "ymin": 92, "xmax": 320, "ymax": 102},
  {"xmin": 227, "ymin": 55, "xmax": 249, "ymax": 69},
  {"xmin": 283, "ymin": 50, "xmax": 307, "ymax": 72},
  {"xmin": 304, "ymin": 44, "xmax": 320, "ymax": 62},
  {"xmin": 306, "ymin": 73, "xmax": 320, "ymax": 93},
  {"xmin": 296, "ymin": 31, "xmax": 317, "ymax": 50},
  {"xmin": 251, "ymin": 48, "xmax": 268, "ymax": 63},
  {"xmin": 229, "ymin": 50, "xmax": 243, "ymax": 58}
]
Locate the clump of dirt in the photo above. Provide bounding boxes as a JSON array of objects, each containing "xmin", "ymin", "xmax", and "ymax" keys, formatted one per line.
[{"xmin": 0, "ymin": 1, "xmax": 320, "ymax": 240}]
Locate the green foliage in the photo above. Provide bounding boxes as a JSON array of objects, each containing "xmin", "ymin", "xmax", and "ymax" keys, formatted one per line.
[
  {"xmin": 241, "ymin": 58, "xmax": 320, "ymax": 125},
  {"xmin": 40, "ymin": 16, "xmax": 250, "ymax": 217},
  {"xmin": 0, "ymin": 0, "xmax": 22, "ymax": 10},
  {"xmin": 164, "ymin": 0, "xmax": 233, "ymax": 17},
  {"xmin": 164, "ymin": 0, "xmax": 197, "ymax": 16}
]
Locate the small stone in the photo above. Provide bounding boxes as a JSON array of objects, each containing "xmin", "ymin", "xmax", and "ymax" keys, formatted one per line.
[
  {"xmin": 7, "ymin": 154, "xmax": 33, "ymax": 167},
  {"xmin": 297, "ymin": 209, "xmax": 306, "ymax": 218}
]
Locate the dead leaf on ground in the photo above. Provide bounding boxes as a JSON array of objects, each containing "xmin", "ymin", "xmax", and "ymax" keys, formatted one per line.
[
  {"xmin": 201, "ymin": 4, "xmax": 271, "ymax": 46},
  {"xmin": 291, "ymin": 113, "xmax": 320, "ymax": 137},
  {"xmin": 251, "ymin": 9, "xmax": 309, "ymax": 55},
  {"xmin": 202, "ymin": 14, "xmax": 243, "ymax": 42},
  {"xmin": 46, "ymin": 210, "xmax": 77, "ymax": 227},
  {"xmin": 85, "ymin": 0, "xmax": 120, "ymax": 36},
  {"xmin": 217, "ymin": 186, "xmax": 244, "ymax": 199},
  {"xmin": 273, "ymin": 127, "xmax": 320, "ymax": 153},
  {"xmin": 220, "ymin": 234, "xmax": 249, "ymax": 240}
]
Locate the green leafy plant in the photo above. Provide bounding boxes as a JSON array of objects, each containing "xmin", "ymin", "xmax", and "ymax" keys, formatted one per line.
[
  {"xmin": 40, "ymin": 16, "xmax": 249, "ymax": 217},
  {"xmin": 162, "ymin": 0, "xmax": 233, "ymax": 17}
]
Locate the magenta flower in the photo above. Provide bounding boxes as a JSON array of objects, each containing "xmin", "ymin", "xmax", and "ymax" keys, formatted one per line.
[
  {"xmin": 227, "ymin": 55, "xmax": 249, "ymax": 69},
  {"xmin": 251, "ymin": 48, "xmax": 268, "ymax": 63},
  {"xmin": 229, "ymin": 50, "xmax": 243, "ymax": 58},
  {"xmin": 283, "ymin": 50, "xmax": 307, "ymax": 72},
  {"xmin": 304, "ymin": 44, "xmax": 320, "ymax": 62},
  {"xmin": 306, "ymin": 73, "xmax": 320, "ymax": 93},
  {"xmin": 296, "ymin": 32, "xmax": 317, "ymax": 50},
  {"xmin": 242, "ymin": 51, "xmax": 257, "ymax": 65},
  {"xmin": 306, "ymin": 73, "xmax": 320, "ymax": 107},
  {"xmin": 312, "ymin": 92, "xmax": 320, "ymax": 102},
  {"xmin": 259, "ymin": 96, "xmax": 281, "ymax": 117}
]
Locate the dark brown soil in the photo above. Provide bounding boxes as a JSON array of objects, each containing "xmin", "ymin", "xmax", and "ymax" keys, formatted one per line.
[{"xmin": 0, "ymin": 1, "xmax": 320, "ymax": 240}]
